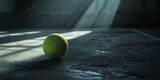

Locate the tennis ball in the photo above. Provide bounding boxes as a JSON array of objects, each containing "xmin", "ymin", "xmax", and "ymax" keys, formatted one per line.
[{"xmin": 43, "ymin": 33, "xmax": 68, "ymax": 59}]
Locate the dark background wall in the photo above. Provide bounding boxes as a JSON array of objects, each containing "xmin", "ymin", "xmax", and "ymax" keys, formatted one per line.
[
  {"xmin": 112, "ymin": 0, "xmax": 160, "ymax": 28},
  {"xmin": 0, "ymin": 0, "xmax": 92, "ymax": 29},
  {"xmin": 0, "ymin": 0, "xmax": 160, "ymax": 29}
]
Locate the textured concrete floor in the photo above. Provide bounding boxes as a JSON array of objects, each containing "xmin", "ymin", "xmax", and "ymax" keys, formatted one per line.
[{"xmin": 0, "ymin": 28, "xmax": 160, "ymax": 80}]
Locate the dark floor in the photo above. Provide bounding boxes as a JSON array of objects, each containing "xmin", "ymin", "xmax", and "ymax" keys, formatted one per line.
[{"xmin": 0, "ymin": 28, "xmax": 160, "ymax": 80}]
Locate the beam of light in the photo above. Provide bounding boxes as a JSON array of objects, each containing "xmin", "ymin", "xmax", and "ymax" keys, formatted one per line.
[
  {"xmin": 94, "ymin": 0, "xmax": 121, "ymax": 28},
  {"xmin": 0, "ymin": 30, "xmax": 92, "ymax": 62},
  {"xmin": 0, "ymin": 31, "xmax": 41, "ymax": 38},
  {"xmin": 75, "ymin": 0, "xmax": 121, "ymax": 28},
  {"xmin": 75, "ymin": 0, "xmax": 106, "ymax": 28}
]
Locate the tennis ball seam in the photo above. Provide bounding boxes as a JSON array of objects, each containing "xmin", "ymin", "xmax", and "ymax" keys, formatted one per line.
[{"xmin": 48, "ymin": 36, "xmax": 60, "ymax": 57}]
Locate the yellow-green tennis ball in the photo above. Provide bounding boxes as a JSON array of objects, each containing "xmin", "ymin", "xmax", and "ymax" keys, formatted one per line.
[{"xmin": 43, "ymin": 33, "xmax": 68, "ymax": 59}]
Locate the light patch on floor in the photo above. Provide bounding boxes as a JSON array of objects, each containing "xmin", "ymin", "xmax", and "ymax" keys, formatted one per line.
[
  {"xmin": 0, "ymin": 31, "xmax": 41, "ymax": 38},
  {"xmin": 0, "ymin": 46, "xmax": 28, "ymax": 50},
  {"xmin": 62, "ymin": 31, "xmax": 92, "ymax": 40},
  {"xmin": 0, "ymin": 49, "xmax": 45, "ymax": 62},
  {"xmin": 0, "ymin": 40, "xmax": 42, "ymax": 46},
  {"xmin": 0, "ymin": 30, "xmax": 92, "ymax": 62},
  {"xmin": 0, "ymin": 31, "xmax": 7, "ymax": 34}
]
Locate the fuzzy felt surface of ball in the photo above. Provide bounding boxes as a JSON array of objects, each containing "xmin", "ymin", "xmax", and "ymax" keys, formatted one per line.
[{"xmin": 43, "ymin": 33, "xmax": 68, "ymax": 59}]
